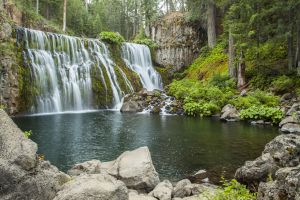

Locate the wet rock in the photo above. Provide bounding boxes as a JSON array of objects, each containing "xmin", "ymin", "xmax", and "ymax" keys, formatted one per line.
[
  {"xmin": 235, "ymin": 134, "xmax": 300, "ymax": 194},
  {"xmin": 281, "ymin": 123, "xmax": 300, "ymax": 133},
  {"xmin": 121, "ymin": 101, "xmax": 143, "ymax": 112},
  {"xmin": 173, "ymin": 179, "xmax": 192, "ymax": 198},
  {"xmin": 67, "ymin": 159, "xmax": 101, "ymax": 176},
  {"xmin": 152, "ymin": 180, "xmax": 173, "ymax": 200},
  {"xmin": 220, "ymin": 104, "xmax": 240, "ymax": 122},
  {"xmin": 54, "ymin": 173, "xmax": 128, "ymax": 200},
  {"xmin": 103, "ymin": 146, "xmax": 160, "ymax": 192}
]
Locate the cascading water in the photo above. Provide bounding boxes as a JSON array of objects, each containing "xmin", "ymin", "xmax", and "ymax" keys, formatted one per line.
[
  {"xmin": 121, "ymin": 43, "xmax": 163, "ymax": 91},
  {"xmin": 17, "ymin": 28, "xmax": 131, "ymax": 113}
]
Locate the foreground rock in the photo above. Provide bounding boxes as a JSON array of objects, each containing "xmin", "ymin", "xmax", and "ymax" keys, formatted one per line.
[
  {"xmin": 151, "ymin": 180, "xmax": 173, "ymax": 200},
  {"xmin": 235, "ymin": 134, "xmax": 300, "ymax": 199},
  {"xmin": 102, "ymin": 146, "xmax": 160, "ymax": 192},
  {"xmin": 0, "ymin": 109, "xmax": 70, "ymax": 200},
  {"xmin": 54, "ymin": 173, "xmax": 128, "ymax": 200}
]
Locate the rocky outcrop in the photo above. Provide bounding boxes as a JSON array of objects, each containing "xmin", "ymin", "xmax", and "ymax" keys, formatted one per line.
[
  {"xmin": 0, "ymin": 109, "xmax": 70, "ymax": 200},
  {"xmin": 147, "ymin": 12, "xmax": 205, "ymax": 71},
  {"xmin": 54, "ymin": 173, "xmax": 128, "ymax": 200},
  {"xmin": 235, "ymin": 134, "xmax": 300, "ymax": 199}
]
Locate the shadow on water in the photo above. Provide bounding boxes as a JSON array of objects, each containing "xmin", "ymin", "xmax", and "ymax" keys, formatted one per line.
[{"xmin": 13, "ymin": 111, "xmax": 279, "ymax": 183}]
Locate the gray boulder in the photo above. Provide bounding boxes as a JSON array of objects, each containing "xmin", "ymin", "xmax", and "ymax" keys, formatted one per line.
[
  {"xmin": 235, "ymin": 134, "xmax": 300, "ymax": 199},
  {"xmin": 220, "ymin": 104, "xmax": 240, "ymax": 122},
  {"xmin": 279, "ymin": 116, "xmax": 299, "ymax": 127},
  {"xmin": 103, "ymin": 146, "xmax": 160, "ymax": 192},
  {"xmin": 129, "ymin": 190, "xmax": 157, "ymax": 200},
  {"xmin": 54, "ymin": 173, "xmax": 128, "ymax": 200},
  {"xmin": 173, "ymin": 179, "xmax": 192, "ymax": 198},
  {"xmin": 67, "ymin": 159, "xmax": 101, "ymax": 176},
  {"xmin": 152, "ymin": 180, "xmax": 173, "ymax": 200},
  {"xmin": 281, "ymin": 123, "xmax": 300, "ymax": 133},
  {"xmin": 121, "ymin": 101, "xmax": 143, "ymax": 112},
  {"xmin": 0, "ymin": 109, "xmax": 70, "ymax": 200},
  {"xmin": 286, "ymin": 103, "xmax": 300, "ymax": 116}
]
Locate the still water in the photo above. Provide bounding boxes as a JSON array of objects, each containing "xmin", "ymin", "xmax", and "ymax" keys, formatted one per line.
[{"xmin": 13, "ymin": 111, "xmax": 278, "ymax": 183}]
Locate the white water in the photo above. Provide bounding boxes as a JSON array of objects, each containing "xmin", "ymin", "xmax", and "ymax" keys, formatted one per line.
[{"xmin": 121, "ymin": 43, "xmax": 163, "ymax": 91}]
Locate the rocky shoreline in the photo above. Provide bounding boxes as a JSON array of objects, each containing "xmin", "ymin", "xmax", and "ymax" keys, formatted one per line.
[{"xmin": 1, "ymin": 107, "xmax": 300, "ymax": 199}]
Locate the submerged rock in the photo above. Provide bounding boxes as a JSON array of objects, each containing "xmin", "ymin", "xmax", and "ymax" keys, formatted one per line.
[
  {"xmin": 235, "ymin": 134, "xmax": 300, "ymax": 199},
  {"xmin": 102, "ymin": 146, "xmax": 160, "ymax": 192},
  {"xmin": 54, "ymin": 173, "xmax": 128, "ymax": 200}
]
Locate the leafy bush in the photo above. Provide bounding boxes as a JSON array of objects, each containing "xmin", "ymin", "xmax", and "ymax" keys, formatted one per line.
[
  {"xmin": 251, "ymin": 90, "xmax": 280, "ymax": 107},
  {"xmin": 271, "ymin": 75, "xmax": 295, "ymax": 94},
  {"xmin": 99, "ymin": 32, "xmax": 125, "ymax": 45},
  {"xmin": 133, "ymin": 38, "xmax": 158, "ymax": 49},
  {"xmin": 209, "ymin": 74, "xmax": 236, "ymax": 90},
  {"xmin": 212, "ymin": 179, "xmax": 256, "ymax": 200},
  {"xmin": 24, "ymin": 130, "xmax": 32, "ymax": 139},
  {"xmin": 240, "ymin": 106, "xmax": 284, "ymax": 124},
  {"xmin": 183, "ymin": 101, "xmax": 219, "ymax": 117},
  {"xmin": 229, "ymin": 96, "xmax": 260, "ymax": 110}
]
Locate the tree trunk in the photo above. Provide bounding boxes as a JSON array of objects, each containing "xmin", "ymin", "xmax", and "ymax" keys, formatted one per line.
[
  {"xmin": 296, "ymin": 20, "xmax": 300, "ymax": 75},
  {"xmin": 207, "ymin": 0, "xmax": 217, "ymax": 49},
  {"xmin": 287, "ymin": 10, "xmax": 294, "ymax": 70},
  {"xmin": 36, "ymin": 0, "xmax": 39, "ymax": 14},
  {"xmin": 228, "ymin": 30, "xmax": 236, "ymax": 79},
  {"xmin": 237, "ymin": 51, "xmax": 246, "ymax": 88},
  {"xmin": 63, "ymin": 0, "xmax": 67, "ymax": 32}
]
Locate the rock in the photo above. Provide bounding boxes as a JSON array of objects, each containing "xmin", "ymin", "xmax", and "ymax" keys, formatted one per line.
[
  {"xmin": 0, "ymin": 23, "xmax": 12, "ymax": 40},
  {"xmin": 257, "ymin": 165, "xmax": 300, "ymax": 200},
  {"xmin": 280, "ymin": 93, "xmax": 294, "ymax": 102},
  {"xmin": 104, "ymin": 146, "xmax": 160, "ymax": 192},
  {"xmin": 67, "ymin": 159, "xmax": 101, "ymax": 176},
  {"xmin": 152, "ymin": 180, "xmax": 173, "ymax": 200},
  {"xmin": 240, "ymin": 89, "xmax": 247, "ymax": 97},
  {"xmin": 173, "ymin": 179, "xmax": 192, "ymax": 198},
  {"xmin": 54, "ymin": 173, "xmax": 128, "ymax": 200},
  {"xmin": 185, "ymin": 183, "xmax": 218, "ymax": 196},
  {"xmin": 121, "ymin": 101, "xmax": 143, "ymax": 112},
  {"xmin": 281, "ymin": 123, "xmax": 300, "ymax": 133},
  {"xmin": 0, "ymin": 110, "xmax": 70, "ymax": 200},
  {"xmin": 151, "ymin": 105, "xmax": 161, "ymax": 114},
  {"xmin": 129, "ymin": 190, "xmax": 157, "ymax": 200},
  {"xmin": 220, "ymin": 104, "xmax": 240, "ymax": 122},
  {"xmin": 286, "ymin": 103, "xmax": 300, "ymax": 116},
  {"xmin": 235, "ymin": 134, "xmax": 300, "ymax": 193},
  {"xmin": 279, "ymin": 116, "xmax": 299, "ymax": 127}
]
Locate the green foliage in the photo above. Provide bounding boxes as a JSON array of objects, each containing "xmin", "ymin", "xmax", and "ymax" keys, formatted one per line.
[
  {"xmin": 240, "ymin": 106, "xmax": 284, "ymax": 124},
  {"xmin": 133, "ymin": 38, "xmax": 158, "ymax": 49},
  {"xmin": 271, "ymin": 75, "xmax": 295, "ymax": 94},
  {"xmin": 209, "ymin": 74, "xmax": 236, "ymax": 90},
  {"xmin": 99, "ymin": 32, "xmax": 125, "ymax": 45},
  {"xmin": 0, "ymin": 104, "xmax": 6, "ymax": 109},
  {"xmin": 24, "ymin": 130, "xmax": 32, "ymax": 139},
  {"xmin": 212, "ymin": 179, "xmax": 256, "ymax": 200},
  {"xmin": 184, "ymin": 102, "xmax": 219, "ymax": 117}
]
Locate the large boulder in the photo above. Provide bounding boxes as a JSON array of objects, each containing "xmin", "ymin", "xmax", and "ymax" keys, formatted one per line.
[
  {"xmin": 173, "ymin": 179, "xmax": 192, "ymax": 198},
  {"xmin": 121, "ymin": 101, "xmax": 143, "ymax": 112},
  {"xmin": 235, "ymin": 134, "xmax": 300, "ymax": 199},
  {"xmin": 286, "ymin": 103, "xmax": 300, "ymax": 116},
  {"xmin": 281, "ymin": 123, "xmax": 300, "ymax": 133},
  {"xmin": 102, "ymin": 146, "xmax": 160, "ymax": 192},
  {"xmin": 151, "ymin": 180, "xmax": 173, "ymax": 200},
  {"xmin": 0, "ymin": 109, "xmax": 70, "ymax": 200},
  {"xmin": 54, "ymin": 173, "xmax": 128, "ymax": 200},
  {"xmin": 220, "ymin": 104, "xmax": 240, "ymax": 122},
  {"xmin": 128, "ymin": 190, "xmax": 157, "ymax": 200}
]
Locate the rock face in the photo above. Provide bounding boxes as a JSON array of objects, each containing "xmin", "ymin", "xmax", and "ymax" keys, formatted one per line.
[
  {"xmin": 0, "ymin": 109, "xmax": 70, "ymax": 200},
  {"xmin": 103, "ymin": 146, "xmax": 160, "ymax": 192},
  {"xmin": 54, "ymin": 173, "xmax": 128, "ymax": 200},
  {"xmin": 220, "ymin": 104, "xmax": 240, "ymax": 122},
  {"xmin": 235, "ymin": 134, "xmax": 300, "ymax": 199},
  {"xmin": 147, "ymin": 12, "xmax": 205, "ymax": 71}
]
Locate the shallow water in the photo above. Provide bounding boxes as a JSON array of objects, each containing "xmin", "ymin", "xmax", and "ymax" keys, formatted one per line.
[{"xmin": 13, "ymin": 111, "xmax": 279, "ymax": 183}]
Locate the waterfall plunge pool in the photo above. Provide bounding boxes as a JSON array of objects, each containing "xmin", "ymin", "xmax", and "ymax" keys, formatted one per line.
[{"xmin": 13, "ymin": 111, "xmax": 278, "ymax": 183}]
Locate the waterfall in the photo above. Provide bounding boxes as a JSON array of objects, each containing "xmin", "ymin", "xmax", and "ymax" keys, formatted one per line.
[
  {"xmin": 121, "ymin": 43, "xmax": 163, "ymax": 91},
  {"xmin": 18, "ymin": 28, "xmax": 129, "ymax": 113}
]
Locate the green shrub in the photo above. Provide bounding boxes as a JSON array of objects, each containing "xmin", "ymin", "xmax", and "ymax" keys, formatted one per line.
[
  {"xmin": 212, "ymin": 179, "xmax": 256, "ymax": 200},
  {"xmin": 209, "ymin": 74, "xmax": 236, "ymax": 90},
  {"xmin": 240, "ymin": 106, "xmax": 284, "ymax": 124},
  {"xmin": 24, "ymin": 130, "xmax": 32, "ymax": 139},
  {"xmin": 99, "ymin": 32, "xmax": 125, "ymax": 45},
  {"xmin": 229, "ymin": 96, "xmax": 260, "ymax": 110},
  {"xmin": 251, "ymin": 90, "xmax": 280, "ymax": 107},
  {"xmin": 183, "ymin": 101, "xmax": 219, "ymax": 117},
  {"xmin": 271, "ymin": 75, "xmax": 295, "ymax": 94},
  {"xmin": 0, "ymin": 104, "xmax": 6, "ymax": 109},
  {"xmin": 133, "ymin": 38, "xmax": 158, "ymax": 49}
]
